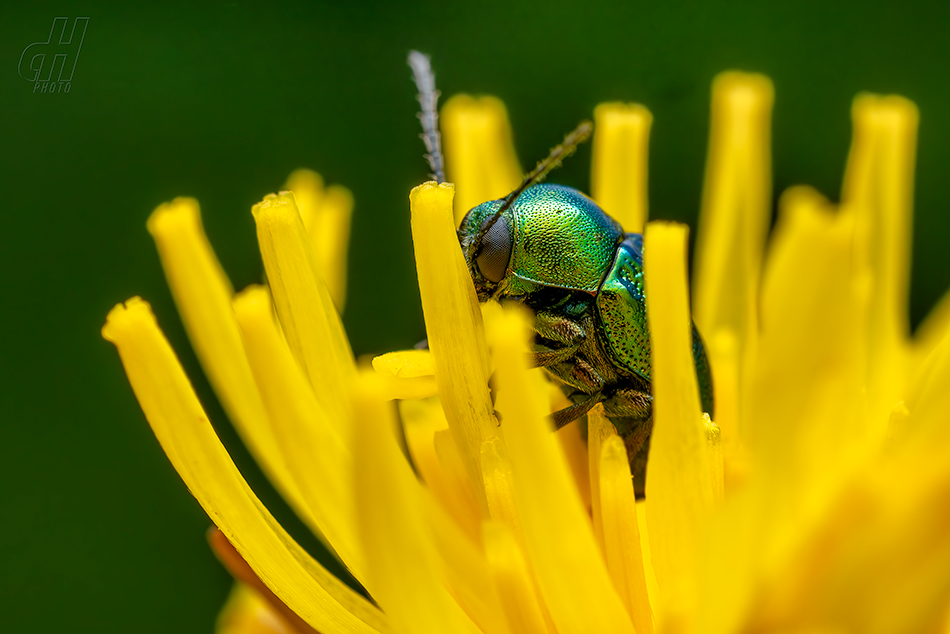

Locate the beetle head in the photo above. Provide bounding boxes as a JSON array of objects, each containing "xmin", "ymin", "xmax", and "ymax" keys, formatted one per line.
[{"xmin": 458, "ymin": 198, "xmax": 513, "ymax": 301}]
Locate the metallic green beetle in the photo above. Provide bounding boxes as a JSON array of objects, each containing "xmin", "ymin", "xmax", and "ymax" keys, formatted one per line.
[
  {"xmin": 458, "ymin": 183, "xmax": 714, "ymax": 496},
  {"xmin": 406, "ymin": 51, "xmax": 712, "ymax": 495}
]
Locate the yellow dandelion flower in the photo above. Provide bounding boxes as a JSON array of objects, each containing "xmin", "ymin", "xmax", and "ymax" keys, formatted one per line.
[{"xmin": 102, "ymin": 69, "xmax": 950, "ymax": 634}]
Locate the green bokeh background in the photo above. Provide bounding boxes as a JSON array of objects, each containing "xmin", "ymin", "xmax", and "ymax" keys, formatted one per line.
[{"xmin": 3, "ymin": 1, "xmax": 949, "ymax": 631}]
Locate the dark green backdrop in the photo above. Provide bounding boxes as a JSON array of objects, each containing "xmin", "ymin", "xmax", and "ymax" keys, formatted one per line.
[{"xmin": 3, "ymin": 1, "xmax": 949, "ymax": 632}]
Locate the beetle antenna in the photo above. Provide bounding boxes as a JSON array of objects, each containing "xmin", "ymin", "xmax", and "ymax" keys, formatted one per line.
[
  {"xmin": 479, "ymin": 119, "xmax": 593, "ymax": 239},
  {"xmin": 408, "ymin": 50, "xmax": 446, "ymax": 184}
]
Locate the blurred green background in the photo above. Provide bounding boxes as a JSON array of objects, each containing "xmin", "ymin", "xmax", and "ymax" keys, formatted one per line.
[{"xmin": 3, "ymin": 1, "xmax": 949, "ymax": 631}]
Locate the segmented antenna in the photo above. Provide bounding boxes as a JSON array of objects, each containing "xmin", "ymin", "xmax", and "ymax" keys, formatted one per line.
[
  {"xmin": 407, "ymin": 50, "xmax": 446, "ymax": 183},
  {"xmin": 479, "ymin": 120, "xmax": 594, "ymax": 239}
]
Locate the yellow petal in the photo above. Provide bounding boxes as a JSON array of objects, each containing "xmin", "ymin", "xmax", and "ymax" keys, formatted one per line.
[
  {"xmin": 284, "ymin": 168, "xmax": 325, "ymax": 230},
  {"xmin": 441, "ymin": 95, "xmax": 522, "ymax": 221},
  {"xmin": 372, "ymin": 350, "xmax": 439, "ymax": 400},
  {"xmin": 252, "ymin": 192, "xmax": 355, "ymax": 421},
  {"xmin": 231, "ymin": 285, "xmax": 366, "ymax": 584},
  {"xmin": 351, "ymin": 371, "xmax": 482, "ymax": 634},
  {"xmin": 692, "ymin": 71, "xmax": 774, "ymax": 442},
  {"xmin": 146, "ymin": 198, "xmax": 313, "ymax": 535},
  {"xmin": 312, "ymin": 183, "xmax": 355, "ymax": 313},
  {"xmin": 749, "ymin": 187, "xmax": 865, "ymax": 488},
  {"xmin": 591, "ymin": 102, "xmax": 653, "ymax": 233},
  {"xmin": 101, "ymin": 298, "xmax": 385, "ymax": 634},
  {"xmin": 599, "ymin": 435, "xmax": 654, "ymax": 634},
  {"xmin": 695, "ymin": 190, "xmax": 864, "ymax": 634},
  {"xmin": 396, "ymin": 408, "xmax": 511, "ymax": 632},
  {"xmin": 285, "ymin": 169, "xmax": 354, "ymax": 312},
  {"xmin": 905, "ymin": 320, "xmax": 950, "ymax": 445},
  {"xmin": 209, "ymin": 531, "xmax": 319, "ymax": 634},
  {"xmin": 372, "ymin": 349, "xmax": 435, "ymax": 377},
  {"xmin": 636, "ymin": 499, "xmax": 661, "ymax": 614},
  {"xmin": 427, "ymin": 494, "xmax": 512, "ymax": 634},
  {"xmin": 487, "ymin": 306, "xmax": 635, "ymax": 634},
  {"xmin": 586, "ymin": 405, "xmax": 615, "ymax": 553},
  {"xmin": 643, "ymin": 221, "xmax": 714, "ymax": 624},
  {"xmin": 841, "ymin": 94, "xmax": 919, "ymax": 435},
  {"xmin": 556, "ymin": 419, "xmax": 592, "ymax": 511},
  {"xmin": 400, "ymin": 398, "xmax": 481, "ymax": 541},
  {"xmin": 480, "ymin": 435, "xmax": 522, "ymax": 539},
  {"xmin": 410, "ymin": 181, "xmax": 496, "ymax": 503},
  {"xmin": 482, "ymin": 520, "xmax": 554, "ymax": 634},
  {"xmin": 433, "ymin": 428, "xmax": 484, "ymax": 542}
]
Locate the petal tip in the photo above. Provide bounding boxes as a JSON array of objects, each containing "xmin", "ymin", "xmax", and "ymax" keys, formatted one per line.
[
  {"xmin": 251, "ymin": 192, "xmax": 300, "ymax": 223},
  {"xmin": 147, "ymin": 197, "xmax": 201, "ymax": 239},
  {"xmin": 102, "ymin": 296, "xmax": 154, "ymax": 343}
]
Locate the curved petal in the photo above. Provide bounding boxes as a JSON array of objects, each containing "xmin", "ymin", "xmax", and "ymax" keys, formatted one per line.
[
  {"xmin": 232, "ymin": 285, "xmax": 366, "ymax": 585},
  {"xmin": 147, "ymin": 198, "xmax": 315, "ymax": 536},
  {"xmin": 284, "ymin": 169, "xmax": 354, "ymax": 312},
  {"xmin": 102, "ymin": 298, "xmax": 386, "ymax": 634},
  {"xmin": 252, "ymin": 192, "xmax": 356, "ymax": 422}
]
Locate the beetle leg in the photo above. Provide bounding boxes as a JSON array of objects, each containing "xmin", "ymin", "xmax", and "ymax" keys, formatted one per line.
[
  {"xmin": 602, "ymin": 387, "xmax": 652, "ymax": 420},
  {"xmin": 551, "ymin": 390, "xmax": 603, "ymax": 430},
  {"xmin": 530, "ymin": 310, "xmax": 586, "ymax": 368},
  {"xmin": 531, "ymin": 345, "xmax": 579, "ymax": 368}
]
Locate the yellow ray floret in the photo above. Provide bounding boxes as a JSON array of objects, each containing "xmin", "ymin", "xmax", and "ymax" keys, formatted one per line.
[
  {"xmin": 101, "ymin": 298, "xmax": 386, "ymax": 634},
  {"xmin": 147, "ymin": 198, "xmax": 313, "ymax": 535},
  {"xmin": 588, "ymin": 408, "xmax": 653, "ymax": 634},
  {"xmin": 410, "ymin": 181, "xmax": 496, "ymax": 502},
  {"xmin": 232, "ymin": 285, "xmax": 367, "ymax": 586},
  {"xmin": 400, "ymin": 398, "xmax": 481, "ymax": 541},
  {"xmin": 479, "ymin": 435, "xmax": 522, "ymax": 541},
  {"xmin": 481, "ymin": 520, "xmax": 553, "ymax": 634},
  {"xmin": 351, "ymin": 372, "xmax": 483, "ymax": 634},
  {"xmin": 591, "ymin": 102, "xmax": 653, "ymax": 233},
  {"xmin": 748, "ymin": 187, "xmax": 864, "ymax": 494},
  {"xmin": 841, "ymin": 94, "xmax": 918, "ymax": 439},
  {"xmin": 284, "ymin": 168, "xmax": 354, "ymax": 312},
  {"xmin": 643, "ymin": 221, "xmax": 715, "ymax": 627},
  {"xmin": 487, "ymin": 306, "xmax": 635, "ymax": 634},
  {"xmin": 252, "ymin": 192, "xmax": 355, "ymax": 421},
  {"xmin": 692, "ymin": 71, "xmax": 774, "ymax": 444},
  {"xmin": 371, "ymin": 350, "xmax": 438, "ymax": 400},
  {"xmin": 441, "ymin": 95, "xmax": 523, "ymax": 221}
]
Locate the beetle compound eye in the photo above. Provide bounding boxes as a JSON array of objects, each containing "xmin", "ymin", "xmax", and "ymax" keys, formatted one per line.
[{"xmin": 476, "ymin": 217, "xmax": 512, "ymax": 283}]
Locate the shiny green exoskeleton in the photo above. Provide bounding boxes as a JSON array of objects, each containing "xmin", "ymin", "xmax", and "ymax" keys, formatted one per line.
[{"xmin": 458, "ymin": 183, "xmax": 714, "ymax": 496}]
